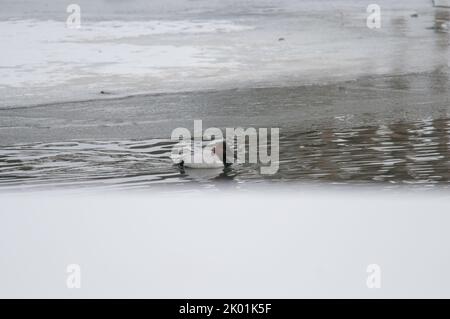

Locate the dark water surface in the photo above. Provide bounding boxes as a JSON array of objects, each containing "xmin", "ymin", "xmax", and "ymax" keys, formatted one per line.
[{"xmin": 2, "ymin": 116, "xmax": 450, "ymax": 191}]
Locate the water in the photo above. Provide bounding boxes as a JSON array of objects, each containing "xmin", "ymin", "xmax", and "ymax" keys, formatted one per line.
[
  {"xmin": 279, "ymin": 118, "xmax": 450, "ymax": 186},
  {"xmin": 2, "ymin": 115, "xmax": 450, "ymax": 191},
  {"xmin": 1, "ymin": 70, "xmax": 450, "ymax": 191}
]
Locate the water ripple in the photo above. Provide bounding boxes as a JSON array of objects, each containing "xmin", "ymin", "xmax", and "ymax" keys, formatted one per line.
[{"xmin": 2, "ymin": 117, "xmax": 450, "ymax": 190}]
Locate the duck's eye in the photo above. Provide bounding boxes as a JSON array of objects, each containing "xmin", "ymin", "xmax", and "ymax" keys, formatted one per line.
[{"xmin": 212, "ymin": 147, "xmax": 216, "ymax": 154}]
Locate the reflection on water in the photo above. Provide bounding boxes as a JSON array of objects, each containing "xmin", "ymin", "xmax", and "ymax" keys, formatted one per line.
[
  {"xmin": 2, "ymin": 117, "xmax": 450, "ymax": 191},
  {"xmin": 277, "ymin": 117, "xmax": 450, "ymax": 186}
]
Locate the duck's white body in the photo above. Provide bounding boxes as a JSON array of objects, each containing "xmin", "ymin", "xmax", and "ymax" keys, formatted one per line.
[{"xmin": 172, "ymin": 140, "xmax": 231, "ymax": 169}]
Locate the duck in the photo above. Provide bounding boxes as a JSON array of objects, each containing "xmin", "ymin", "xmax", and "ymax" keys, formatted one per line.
[{"xmin": 175, "ymin": 140, "xmax": 233, "ymax": 169}]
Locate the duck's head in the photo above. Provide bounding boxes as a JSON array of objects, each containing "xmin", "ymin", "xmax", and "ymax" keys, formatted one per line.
[{"xmin": 211, "ymin": 140, "xmax": 232, "ymax": 166}]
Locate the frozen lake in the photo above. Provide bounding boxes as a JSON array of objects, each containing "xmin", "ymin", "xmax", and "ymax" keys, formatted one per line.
[{"xmin": 0, "ymin": 0, "xmax": 449, "ymax": 107}]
